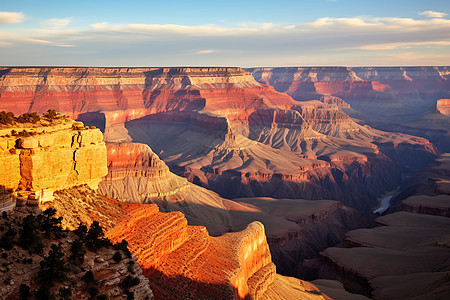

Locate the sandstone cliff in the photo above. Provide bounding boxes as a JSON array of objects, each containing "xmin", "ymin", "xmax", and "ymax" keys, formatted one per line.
[
  {"xmin": 0, "ymin": 67, "xmax": 438, "ymax": 212},
  {"xmin": 44, "ymin": 185, "xmax": 334, "ymax": 300},
  {"xmin": 0, "ymin": 117, "xmax": 107, "ymax": 208},
  {"xmin": 437, "ymin": 99, "xmax": 450, "ymax": 116},
  {"xmin": 99, "ymin": 142, "xmax": 234, "ymax": 235},
  {"xmin": 247, "ymin": 66, "xmax": 450, "ymax": 152}
]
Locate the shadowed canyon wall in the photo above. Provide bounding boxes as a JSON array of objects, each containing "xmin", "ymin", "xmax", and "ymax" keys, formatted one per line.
[
  {"xmin": 248, "ymin": 66, "xmax": 450, "ymax": 152},
  {"xmin": 0, "ymin": 67, "xmax": 439, "ymax": 212}
]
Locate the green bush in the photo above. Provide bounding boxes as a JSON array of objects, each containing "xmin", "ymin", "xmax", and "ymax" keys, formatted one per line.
[
  {"xmin": 39, "ymin": 244, "xmax": 68, "ymax": 285},
  {"xmin": 19, "ymin": 283, "xmax": 31, "ymax": 300},
  {"xmin": 0, "ymin": 111, "xmax": 14, "ymax": 125},
  {"xmin": 69, "ymin": 239, "xmax": 86, "ymax": 264}
]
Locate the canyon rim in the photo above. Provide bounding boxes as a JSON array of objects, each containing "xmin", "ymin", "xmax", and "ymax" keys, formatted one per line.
[{"xmin": 1, "ymin": 1, "xmax": 450, "ymax": 299}]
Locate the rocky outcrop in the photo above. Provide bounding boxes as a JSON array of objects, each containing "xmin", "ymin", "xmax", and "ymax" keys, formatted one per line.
[
  {"xmin": 227, "ymin": 197, "xmax": 371, "ymax": 277},
  {"xmin": 318, "ymin": 211, "xmax": 450, "ymax": 299},
  {"xmin": 0, "ymin": 67, "xmax": 439, "ymax": 213},
  {"xmin": 437, "ymin": 99, "xmax": 450, "ymax": 116},
  {"xmin": 314, "ymin": 153, "xmax": 450, "ymax": 299},
  {"xmin": 98, "ymin": 142, "xmax": 234, "ymax": 235},
  {"xmin": 247, "ymin": 66, "xmax": 450, "ymax": 153},
  {"xmin": 0, "ymin": 118, "xmax": 107, "ymax": 205},
  {"xmin": 0, "ymin": 210, "xmax": 153, "ymax": 300},
  {"xmin": 45, "ymin": 185, "xmax": 333, "ymax": 300}
]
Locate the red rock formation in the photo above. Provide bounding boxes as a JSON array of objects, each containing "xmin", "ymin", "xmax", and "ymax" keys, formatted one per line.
[
  {"xmin": 99, "ymin": 142, "xmax": 234, "ymax": 235},
  {"xmin": 48, "ymin": 186, "xmax": 332, "ymax": 300},
  {"xmin": 0, "ymin": 66, "xmax": 440, "ymax": 212},
  {"xmin": 437, "ymin": 99, "xmax": 450, "ymax": 116}
]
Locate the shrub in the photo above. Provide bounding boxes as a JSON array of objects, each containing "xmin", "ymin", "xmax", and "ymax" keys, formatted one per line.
[
  {"xmin": 0, "ymin": 111, "xmax": 14, "ymax": 125},
  {"xmin": 0, "ymin": 225, "xmax": 16, "ymax": 250},
  {"xmin": 19, "ymin": 214, "xmax": 43, "ymax": 254},
  {"xmin": 39, "ymin": 244, "xmax": 68, "ymax": 285},
  {"xmin": 113, "ymin": 251, "xmax": 122, "ymax": 263},
  {"xmin": 17, "ymin": 112, "xmax": 40, "ymax": 124},
  {"xmin": 81, "ymin": 270, "xmax": 96, "ymax": 285},
  {"xmin": 69, "ymin": 239, "xmax": 86, "ymax": 264},
  {"xmin": 19, "ymin": 283, "xmax": 31, "ymax": 300},
  {"xmin": 121, "ymin": 275, "xmax": 140, "ymax": 290},
  {"xmin": 38, "ymin": 208, "xmax": 63, "ymax": 237},
  {"xmin": 74, "ymin": 223, "xmax": 87, "ymax": 238},
  {"xmin": 114, "ymin": 239, "xmax": 132, "ymax": 258},
  {"xmin": 44, "ymin": 109, "xmax": 58, "ymax": 120}
]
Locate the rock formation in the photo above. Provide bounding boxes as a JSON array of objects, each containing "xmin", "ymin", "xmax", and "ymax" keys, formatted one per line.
[
  {"xmin": 314, "ymin": 153, "xmax": 450, "ymax": 299},
  {"xmin": 0, "ymin": 67, "xmax": 439, "ymax": 212},
  {"xmin": 437, "ymin": 99, "xmax": 450, "ymax": 116},
  {"xmin": 248, "ymin": 66, "xmax": 450, "ymax": 152},
  {"xmin": 99, "ymin": 142, "xmax": 234, "ymax": 235},
  {"xmin": 0, "ymin": 210, "xmax": 153, "ymax": 300},
  {"xmin": 0, "ymin": 116, "xmax": 107, "ymax": 207},
  {"xmin": 44, "ymin": 185, "xmax": 334, "ymax": 300}
]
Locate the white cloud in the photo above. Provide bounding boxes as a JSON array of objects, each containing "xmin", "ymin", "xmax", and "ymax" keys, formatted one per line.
[
  {"xmin": 1, "ymin": 15, "xmax": 450, "ymax": 66},
  {"xmin": 24, "ymin": 38, "xmax": 73, "ymax": 47},
  {"xmin": 42, "ymin": 18, "xmax": 71, "ymax": 28},
  {"xmin": 196, "ymin": 49, "xmax": 214, "ymax": 54},
  {"xmin": 0, "ymin": 12, "xmax": 25, "ymax": 24},
  {"xmin": 419, "ymin": 10, "xmax": 447, "ymax": 18},
  {"xmin": 360, "ymin": 41, "xmax": 450, "ymax": 50}
]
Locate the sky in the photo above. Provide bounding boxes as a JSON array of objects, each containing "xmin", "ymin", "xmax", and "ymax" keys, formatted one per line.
[{"xmin": 0, "ymin": 0, "xmax": 449, "ymax": 67}]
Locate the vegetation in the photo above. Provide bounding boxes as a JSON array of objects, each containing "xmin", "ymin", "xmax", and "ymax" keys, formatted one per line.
[
  {"xmin": 0, "ymin": 209, "xmax": 138, "ymax": 299},
  {"xmin": 37, "ymin": 208, "xmax": 63, "ymax": 237},
  {"xmin": 0, "ymin": 109, "xmax": 64, "ymax": 127},
  {"xmin": 69, "ymin": 239, "xmax": 86, "ymax": 263}
]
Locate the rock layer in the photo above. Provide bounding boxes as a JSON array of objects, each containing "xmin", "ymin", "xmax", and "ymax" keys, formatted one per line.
[
  {"xmin": 0, "ymin": 119, "xmax": 107, "ymax": 202},
  {"xmin": 46, "ymin": 186, "xmax": 333, "ymax": 300},
  {"xmin": 0, "ymin": 67, "xmax": 439, "ymax": 212}
]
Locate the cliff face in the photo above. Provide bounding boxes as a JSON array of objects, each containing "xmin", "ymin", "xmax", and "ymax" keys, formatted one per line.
[
  {"xmin": 98, "ymin": 142, "xmax": 234, "ymax": 235},
  {"xmin": 0, "ymin": 67, "xmax": 291, "ymax": 120},
  {"xmin": 437, "ymin": 99, "xmax": 450, "ymax": 116},
  {"xmin": 315, "ymin": 153, "xmax": 450, "ymax": 299},
  {"xmin": 0, "ymin": 119, "xmax": 107, "ymax": 206},
  {"xmin": 46, "ymin": 186, "xmax": 332, "ymax": 300},
  {"xmin": 0, "ymin": 67, "xmax": 439, "ymax": 212},
  {"xmin": 247, "ymin": 66, "xmax": 450, "ymax": 152}
]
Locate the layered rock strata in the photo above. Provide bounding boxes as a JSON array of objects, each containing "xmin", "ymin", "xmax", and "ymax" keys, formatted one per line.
[
  {"xmin": 315, "ymin": 153, "xmax": 450, "ymax": 299},
  {"xmin": 0, "ymin": 67, "xmax": 438, "ymax": 212},
  {"xmin": 45, "ymin": 186, "xmax": 333, "ymax": 300},
  {"xmin": 99, "ymin": 142, "xmax": 234, "ymax": 235},
  {"xmin": 248, "ymin": 66, "xmax": 450, "ymax": 152},
  {"xmin": 0, "ymin": 118, "xmax": 107, "ymax": 205}
]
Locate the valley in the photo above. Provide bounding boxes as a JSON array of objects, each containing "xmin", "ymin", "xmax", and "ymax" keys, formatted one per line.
[{"xmin": 0, "ymin": 65, "xmax": 449, "ymax": 299}]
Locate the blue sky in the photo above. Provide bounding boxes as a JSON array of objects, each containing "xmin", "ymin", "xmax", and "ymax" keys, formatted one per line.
[{"xmin": 0, "ymin": 0, "xmax": 449, "ymax": 66}]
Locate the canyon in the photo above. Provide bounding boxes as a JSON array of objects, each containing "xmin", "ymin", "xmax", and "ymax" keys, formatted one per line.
[
  {"xmin": 0, "ymin": 65, "xmax": 449, "ymax": 299},
  {"xmin": 248, "ymin": 66, "xmax": 450, "ymax": 152},
  {"xmin": 314, "ymin": 154, "xmax": 450, "ymax": 299},
  {"xmin": 0, "ymin": 67, "xmax": 438, "ymax": 212}
]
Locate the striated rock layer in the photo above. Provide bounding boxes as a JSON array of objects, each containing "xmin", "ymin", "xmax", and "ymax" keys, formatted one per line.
[
  {"xmin": 99, "ymin": 142, "xmax": 234, "ymax": 235},
  {"xmin": 45, "ymin": 186, "xmax": 333, "ymax": 300},
  {"xmin": 248, "ymin": 66, "xmax": 450, "ymax": 152},
  {"xmin": 0, "ymin": 118, "xmax": 107, "ymax": 204},
  {"xmin": 0, "ymin": 67, "xmax": 439, "ymax": 212},
  {"xmin": 315, "ymin": 153, "xmax": 450, "ymax": 299}
]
